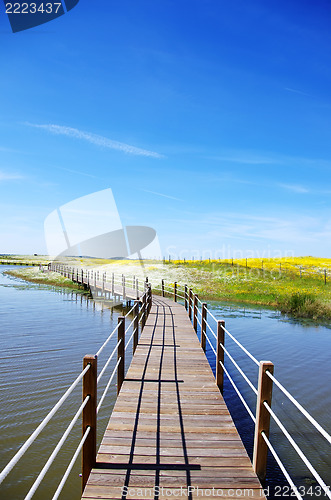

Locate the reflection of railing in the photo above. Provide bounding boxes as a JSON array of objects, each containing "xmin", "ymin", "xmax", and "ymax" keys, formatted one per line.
[
  {"xmin": 157, "ymin": 279, "xmax": 331, "ymax": 500},
  {"xmin": 0, "ymin": 271, "xmax": 152, "ymax": 498}
]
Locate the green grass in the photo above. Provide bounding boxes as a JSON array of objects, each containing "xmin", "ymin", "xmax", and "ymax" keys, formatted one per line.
[
  {"xmin": 5, "ymin": 267, "xmax": 85, "ymax": 291},
  {"xmin": 2, "ymin": 256, "xmax": 331, "ymax": 321},
  {"xmin": 163, "ymin": 261, "xmax": 331, "ymax": 321}
]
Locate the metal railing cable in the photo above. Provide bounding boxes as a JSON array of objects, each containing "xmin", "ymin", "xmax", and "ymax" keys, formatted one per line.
[
  {"xmin": 263, "ymin": 401, "xmax": 331, "ymax": 499},
  {"xmin": 24, "ymin": 396, "xmax": 90, "ymax": 500},
  {"xmin": 260, "ymin": 432, "xmax": 303, "ymax": 500},
  {"xmin": 97, "ymin": 358, "xmax": 121, "ymax": 414},
  {"xmin": 265, "ymin": 370, "xmax": 331, "ymax": 444},
  {"xmin": 0, "ymin": 363, "xmax": 90, "ymax": 485},
  {"xmin": 52, "ymin": 426, "xmax": 90, "ymax": 500}
]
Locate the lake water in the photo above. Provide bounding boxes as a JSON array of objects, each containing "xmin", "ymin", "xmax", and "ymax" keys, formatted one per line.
[{"xmin": 0, "ymin": 266, "xmax": 330, "ymax": 499}]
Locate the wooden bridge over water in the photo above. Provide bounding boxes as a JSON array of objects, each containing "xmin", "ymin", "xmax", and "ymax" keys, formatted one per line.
[
  {"xmin": 1, "ymin": 265, "xmax": 330, "ymax": 500},
  {"xmin": 68, "ymin": 269, "xmax": 268, "ymax": 499},
  {"xmin": 82, "ymin": 294, "xmax": 267, "ymax": 499}
]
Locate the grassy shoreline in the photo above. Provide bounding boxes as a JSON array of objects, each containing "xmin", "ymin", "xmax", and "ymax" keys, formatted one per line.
[{"xmin": 2, "ymin": 256, "xmax": 331, "ymax": 322}]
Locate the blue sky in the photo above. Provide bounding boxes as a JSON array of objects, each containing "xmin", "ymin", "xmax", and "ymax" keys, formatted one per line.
[{"xmin": 1, "ymin": 0, "xmax": 331, "ymax": 258}]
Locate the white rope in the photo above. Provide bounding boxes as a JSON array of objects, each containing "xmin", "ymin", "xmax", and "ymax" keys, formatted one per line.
[
  {"xmin": 97, "ymin": 340, "xmax": 121, "ymax": 383},
  {"xmin": 220, "ymin": 361, "xmax": 256, "ymax": 423},
  {"xmin": 261, "ymin": 432, "xmax": 303, "ymax": 500},
  {"xmin": 194, "ymin": 314, "xmax": 202, "ymax": 328},
  {"xmin": 24, "ymin": 395, "xmax": 90, "ymax": 500},
  {"xmin": 97, "ymin": 358, "xmax": 121, "ymax": 413},
  {"xmin": 95, "ymin": 323, "xmax": 120, "ymax": 357},
  {"xmin": 52, "ymin": 425, "xmax": 91, "ymax": 500},
  {"xmin": 205, "ymin": 320, "xmax": 217, "ymax": 340},
  {"xmin": 0, "ymin": 364, "xmax": 90, "ymax": 485},
  {"xmin": 263, "ymin": 401, "xmax": 331, "ymax": 499},
  {"xmin": 125, "ymin": 328, "xmax": 136, "ymax": 351},
  {"xmin": 124, "ymin": 302, "xmax": 136, "ymax": 317},
  {"xmin": 125, "ymin": 315, "xmax": 135, "ymax": 334},
  {"xmin": 205, "ymin": 333, "xmax": 217, "ymax": 356},
  {"xmin": 223, "ymin": 325, "xmax": 259, "ymax": 366},
  {"xmin": 220, "ymin": 343, "xmax": 258, "ymax": 395},
  {"xmin": 266, "ymin": 370, "xmax": 331, "ymax": 445}
]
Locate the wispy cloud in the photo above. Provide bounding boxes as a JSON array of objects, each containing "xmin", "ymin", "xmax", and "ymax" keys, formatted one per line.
[
  {"xmin": 278, "ymin": 183, "xmax": 310, "ymax": 194},
  {"xmin": 285, "ymin": 87, "xmax": 311, "ymax": 97},
  {"xmin": 25, "ymin": 123, "xmax": 165, "ymax": 159},
  {"xmin": 54, "ymin": 165, "xmax": 98, "ymax": 179},
  {"xmin": 142, "ymin": 189, "xmax": 183, "ymax": 201},
  {"xmin": 0, "ymin": 171, "xmax": 23, "ymax": 181}
]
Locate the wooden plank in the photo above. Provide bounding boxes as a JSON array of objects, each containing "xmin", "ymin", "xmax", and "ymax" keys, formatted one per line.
[{"xmin": 82, "ymin": 296, "xmax": 266, "ymax": 499}]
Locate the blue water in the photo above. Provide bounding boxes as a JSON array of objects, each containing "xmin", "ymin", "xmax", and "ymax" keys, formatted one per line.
[{"xmin": 0, "ymin": 266, "xmax": 330, "ymax": 499}]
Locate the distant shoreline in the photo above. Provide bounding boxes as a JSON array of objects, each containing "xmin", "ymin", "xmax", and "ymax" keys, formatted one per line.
[{"xmin": 2, "ymin": 256, "xmax": 331, "ymax": 322}]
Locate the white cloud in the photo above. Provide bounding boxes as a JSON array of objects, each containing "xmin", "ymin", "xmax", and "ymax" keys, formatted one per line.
[
  {"xmin": 25, "ymin": 123, "xmax": 165, "ymax": 159},
  {"xmin": 142, "ymin": 189, "xmax": 183, "ymax": 201},
  {"xmin": 278, "ymin": 183, "xmax": 310, "ymax": 194},
  {"xmin": 0, "ymin": 171, "xmax": 23, "ymax": 181}
]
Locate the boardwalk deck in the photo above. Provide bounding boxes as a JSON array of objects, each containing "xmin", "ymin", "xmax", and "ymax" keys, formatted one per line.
[{"xmin": 82, "ymin": 296, "xmax": 266, "ymax": 499}]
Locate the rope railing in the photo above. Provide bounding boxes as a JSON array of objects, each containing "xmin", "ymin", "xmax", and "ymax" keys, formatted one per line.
[
  {"xmin": 219, "ymin": 359, "xmax": 256, "ymax": 423},
  {"xmin": 97, "ymin": 339, "xmax": 122, "ymax": 384},
  {"xmin": 95, "ymin": 322, "xmax": 120, "ymax": 358},
  {"xmin": 263, "ymin": 401, "xmax": 331, "ymax": 500},
  {"xmin": 260, "ymin": 432, "xmax": 303, "ymax": 500},
  {"xmin": 0, "ymin": 363, "xmax": 90, "ymax": 485},
  {"xmin": 152, "ymin": 276, "xmax": 330, "ymax": 497},
  {"xmin": 52, "ymin": 426, "xmax": 91, "ymax": 500},
  {"xmin": 24, "ymin": 395, "xmax": 90, "ymax": 500},
  {"xmin": 5, "ymin": 267, "xmax": 329, "ymax": 499},
  {"xmin": 1, "ymin": 266, "xmax": 154, "ymax": 497},
  {"xmin": 265, "ymin": 369, "xmax": 331, "ymax": 444},
  {"xmin": 97, "ymin": 358, "xmax": 122, "ymax": 414}
]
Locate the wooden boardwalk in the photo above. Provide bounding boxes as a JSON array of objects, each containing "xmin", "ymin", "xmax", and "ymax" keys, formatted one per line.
[{"xmin": 82, "ymin": 296, "xmax": 266, "ymax": 499}]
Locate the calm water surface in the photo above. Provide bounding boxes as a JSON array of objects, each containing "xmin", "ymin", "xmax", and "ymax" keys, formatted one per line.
[{"xmin": 0, "ymin": 266, "xmax": 330, "ymax": 499}]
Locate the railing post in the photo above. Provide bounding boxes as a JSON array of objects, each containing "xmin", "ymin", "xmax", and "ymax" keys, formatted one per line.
[
  {"xmin": 82, "ymin": 355, "xmax": 97, "ymax": 492},
  {"xmin": 184, "ymin": 285, "xmax": 188, "ymax": 310},
  {"xmin": 142, "ymin": 292, "xmax": 147, "ymax": 330},
  {"xmin": 133, "ymin": 300, "xmax": 139, "ymax": 353},
  {"xmin": 117, "ymin": 317, "xmax": 125, "ymax": 395},
  {"xmin": 193, "ymin": 294, "xmax": 198, "ymax": 332},
  {"xmin": 174, "ymin": 281, "xmax": 177, "ymax": 302},
  {"xmin": 216, "ymin": 320, "xmax": 225, "ymax": 393},
  {"xmin": 136, "ymin": 278, "xmax": 139, "ymax": 299},
  {"xmin": 148, "ymin": 285, "xmax": 152, "ymax": 314},
  {"xmin": 188, "ymin": 288, "xmax": 193, "ymax": 320},
  {"xmin": 253, "ymin": 361, "xmax": 274, "ymax": 482},
  {"xmin": 112, "ymin": 273, "xmax": 114, "ymax": 295},
  {"xmin": 162, "ymin": 279, "xmax": 165, "ymax": 297},
  {"xmin": 123, "ymin": 275, "xmax": 126, "ymax": 300},
  {"xmin": 201, "ymin": 302, "xmax": 207, "ymax": 351}
]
